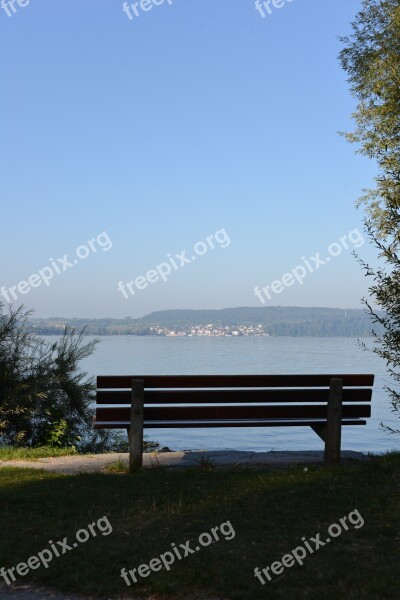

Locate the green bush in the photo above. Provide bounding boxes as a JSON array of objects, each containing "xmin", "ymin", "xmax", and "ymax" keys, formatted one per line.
[{"xmin": 0, "ymin": 304, "xmax": 98, "ymax": 449}]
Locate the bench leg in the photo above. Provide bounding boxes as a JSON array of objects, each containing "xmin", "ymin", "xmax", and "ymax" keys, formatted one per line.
[
  {"xmin": 128, "ymin": 378, "xmax": 144, "ymax": 473},
  {"xmin": 324, "ymin": 378, "xmax": 343, "ymax": 466}
]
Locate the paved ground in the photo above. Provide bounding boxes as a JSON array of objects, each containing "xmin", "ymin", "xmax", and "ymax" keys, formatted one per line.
[{"xmin": 0, "ymin": 449, "xmax": 370, "ymax": 475}]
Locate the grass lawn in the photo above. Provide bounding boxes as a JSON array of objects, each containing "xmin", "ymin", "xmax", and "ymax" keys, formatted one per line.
[
  {"xmin": 0, "ymin": 446, "xmax": 78, "ymax": 460},
  {"xmin": 0, "ymin": 454, "xmax": 399, "ymax": 599}
]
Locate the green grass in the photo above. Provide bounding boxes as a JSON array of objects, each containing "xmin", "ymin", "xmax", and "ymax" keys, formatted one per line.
[
  {"xmin": 0, "ymin": 454, "xmax": 399, "ymax": 599},
  {"xmin": 0, "ymin": 446, "xmax": 78, "ymax": 461}
]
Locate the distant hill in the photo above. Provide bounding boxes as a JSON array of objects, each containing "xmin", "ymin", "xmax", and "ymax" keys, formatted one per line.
[{"xmin": 29, "ymin": 306, "xmax": 380, "ymax": 337}]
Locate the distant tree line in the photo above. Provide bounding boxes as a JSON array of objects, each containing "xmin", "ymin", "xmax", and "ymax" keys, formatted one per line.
[{"xmin": 29, "ymin": 307, "xmax": 379, "ymax": 337}]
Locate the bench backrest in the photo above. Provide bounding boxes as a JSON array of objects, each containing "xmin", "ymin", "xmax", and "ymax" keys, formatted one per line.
[{"xmin": 95, "ymin": 374, "xmax": 374, "ymax": 428}]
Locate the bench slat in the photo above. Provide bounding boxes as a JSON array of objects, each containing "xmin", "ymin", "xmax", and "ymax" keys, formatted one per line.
[
  {"xmin": 96, "ymin": 388, "xmax": 372, "ymax": 405},
  {"xmin": 94, "ymin": 419, "xmax": 367, "ymax": 429},
  {"xmin": 95, "ymin": 404, "xmax": 371, "ymax": 422},
  {"xmin": 97, "ymin": 374, "xmax": 374, "ymax": 389}
]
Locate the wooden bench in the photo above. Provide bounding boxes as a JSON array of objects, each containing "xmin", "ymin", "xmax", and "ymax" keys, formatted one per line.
[{"xmin": 94, "ymin": 374, "xmax": 374, "ymax": 472}]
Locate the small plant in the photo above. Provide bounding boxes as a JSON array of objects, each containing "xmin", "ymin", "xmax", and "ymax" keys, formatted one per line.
[
  {"xmin": 195, "ymin": 455, "xmax": 216, "ymax": 471},
  {"xmin": 105, "ymin": 456, "xmax": 128, "ymax": 473},
  {"xmin": 148, "ymin": 451, "xmax": 160, "ymax": 469},
  {"xmin": 44, "ymin": 417, "xmax": 80, "ymax": 448}
]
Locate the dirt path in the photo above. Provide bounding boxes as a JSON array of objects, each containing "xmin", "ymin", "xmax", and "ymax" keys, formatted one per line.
[{"xmin": 0, "ymin": 450, "xmax": 370, "ymax": 475}]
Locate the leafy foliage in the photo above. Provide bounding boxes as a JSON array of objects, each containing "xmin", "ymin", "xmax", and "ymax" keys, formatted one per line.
[
  {"xmin": 340, "ymin": 0, "xmax": 400, "ymax": 432},
  {"xmin": 0, "ymin": 304, "xmax": 99, "ymax": 447},
  {"xmin": 339, "ymin": 0, "xmax": 400, "ymax": 234}
]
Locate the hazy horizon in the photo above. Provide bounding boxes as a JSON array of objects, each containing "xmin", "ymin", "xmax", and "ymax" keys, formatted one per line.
[{"xmin": 30, "ymin": 305, "xmax": 369, "ymax": 320}]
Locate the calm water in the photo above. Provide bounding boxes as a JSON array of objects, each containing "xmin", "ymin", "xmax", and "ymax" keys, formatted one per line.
[{"xmin": 58, "ymin": 336, "xmax": 400, "ymax": 454}]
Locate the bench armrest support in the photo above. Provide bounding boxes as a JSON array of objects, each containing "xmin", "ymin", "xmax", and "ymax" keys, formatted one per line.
[
  {"xmin": 324, "ymin": 378, "xmax": 343, "ymax": 466},
  {"xmin": 128, "ymin": 378, "xmax": 144, "ymax": 473}
]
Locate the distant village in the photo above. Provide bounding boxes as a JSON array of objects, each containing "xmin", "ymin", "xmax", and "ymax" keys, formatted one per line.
[{"xmin": 149, "ymin": 324, "xmax": 268, "ymax": 337}]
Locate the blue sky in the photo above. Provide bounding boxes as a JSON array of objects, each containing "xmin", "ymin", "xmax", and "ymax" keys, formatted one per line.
[{"xmin": 0, "ymin": 0, "xmax": 379, "ymax": 318}]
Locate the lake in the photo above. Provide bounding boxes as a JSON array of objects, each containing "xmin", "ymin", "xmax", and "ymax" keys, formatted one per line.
[{"xmin": 62, "ymin": 336, "xmax": 400, "ymax": 455}]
